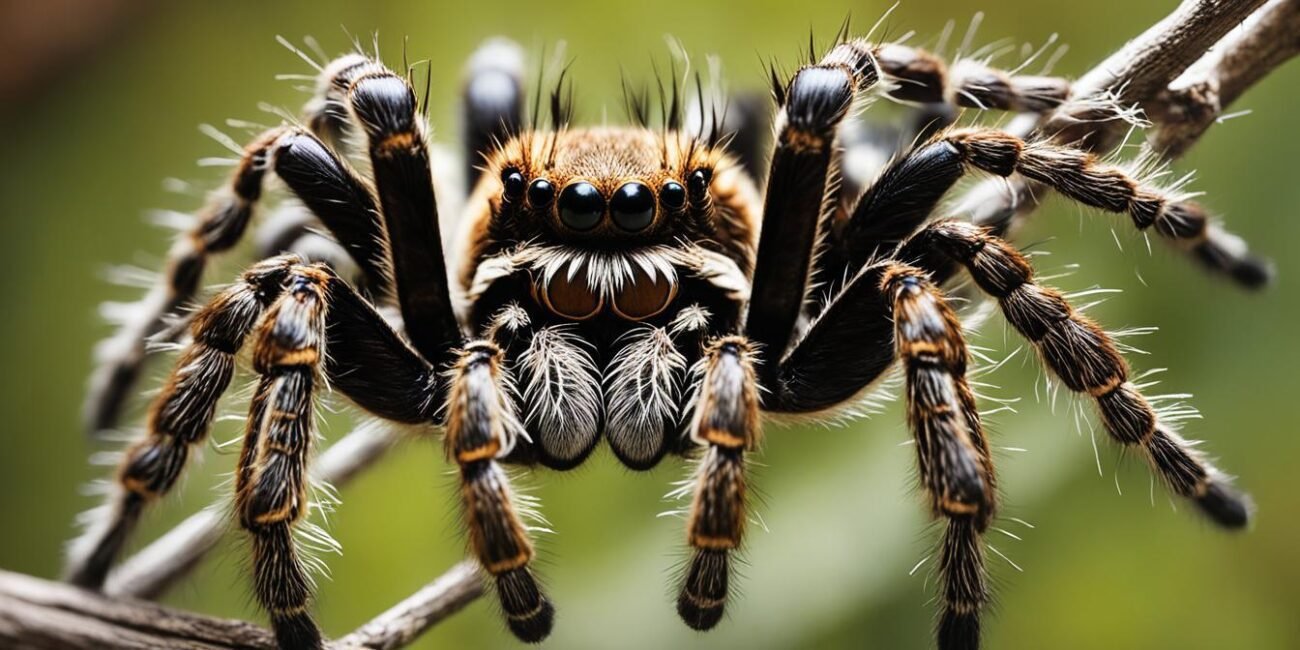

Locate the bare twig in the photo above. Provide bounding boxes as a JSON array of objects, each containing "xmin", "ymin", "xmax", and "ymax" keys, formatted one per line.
[
  {"xmin": 106, "ymin": 420, "xmax": 402, "ymax": 599},
  {"xmin": 334, "ymin": 561, "xmax": 485, "ymax": 650},
  {"xmin": 0, "ymin": 565, "xmax": 483, "ymax": 650},
  {"xmin": 1150, "ymin": 0, "xmax": 1300, "ymax": 156},
  {"xmin": 1063, "ymin": 0, "xmax": 1267, "ymax": 111},
  {"xmin": 959, "ymin": 0, "xmax": 1278, "ymax": 233}
]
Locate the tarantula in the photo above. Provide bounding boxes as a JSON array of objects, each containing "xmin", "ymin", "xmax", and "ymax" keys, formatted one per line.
[{"xmin": 66, "ymin": 25, "xmax": 1267, "ymax": 650}]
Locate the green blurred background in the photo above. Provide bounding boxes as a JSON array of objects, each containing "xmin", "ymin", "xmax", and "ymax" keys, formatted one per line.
[{"xmin": 1, "ymin": 1, "xmax": 1297, "ymax": 648}]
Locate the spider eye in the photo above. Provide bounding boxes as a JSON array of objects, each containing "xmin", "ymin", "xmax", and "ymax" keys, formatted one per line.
[
  {"xmin": 501, "ymin": 168, "xmax": 525, "ymax": 201},
  {"xmin": 527, "ymin": 179, "xmax": 555, "ymax": 208},
  {"xmin": 610, "ymin": 182, "xmax": 655, "ymax": 232},
  {"xmin": 659, "ymin": 181, "xmax": 686, "ymax": 211},
  {"xmin": 558, "ymin": 181, "xmax": 605, "ymax": 231},
  {"xmin": 687, "ymin": 169, "xmax": 712, "ymax": 200}
]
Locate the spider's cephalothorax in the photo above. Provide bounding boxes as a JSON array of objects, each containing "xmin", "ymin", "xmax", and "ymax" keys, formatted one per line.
[
  {"xmin": 453, "ymin": 126, "xmax": 759, "ymax": 470},
  {"xmin": 69, "ymin": 30, "xmax": 1267, "ymax": 650}
]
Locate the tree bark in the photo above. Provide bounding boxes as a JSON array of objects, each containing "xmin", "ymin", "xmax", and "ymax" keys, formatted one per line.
[{"xmin": 0, "ymin": 564, "xmax": 483, "ymax": 650}]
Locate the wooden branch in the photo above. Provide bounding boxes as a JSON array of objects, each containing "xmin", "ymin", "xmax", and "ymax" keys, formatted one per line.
[
  {"xmin": 334, "ymin": 562, "xmax": 485, "ymax": 650},
  {"xmin": 1048, "ymin": 0, "xmax": 1268, "ymax": 146},
  {"xmin": 0, "ymin": 569, "xmax": 276, "ymax": 649},
  {"xmin": 1149, "ymin": 0, "xmax": 1300, "ymax": 157},
  {"xmin": 106, "ymin": 420, "xmax": 401, "ymax": 599},
  {"xmin": 0, "ymin": 563, "xmax": 484, "ymax": 650},
  {"xmin": 959, "ymin": 0, "xmax": 1284, "ymax": 231}
]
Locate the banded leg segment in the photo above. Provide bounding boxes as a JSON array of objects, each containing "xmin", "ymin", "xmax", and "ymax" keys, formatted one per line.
[
  {"xmin": 883, "ymin": 264, "xmax": 994, "ymax": 650},
  {"xmin": 69, "ymin": 258, "xmax": 443, "ymax": 603},
  {"xmin": 237, "ymin": 268, "xmax": 333, "ymax": 649},
  {"xmin": 836, "ymin": 128, "xmax": 1270, "ymax": 288},
  {"xmin": 910, "ymin": 220, "xmax": 1251, "ymax": 528},
  {"xmin": 67, "ymin": 258, "xmax": 294, "ymax": 589},
  {"xmin": 347, "ymin": 63, "xmax": 462, "ymax": 363},
  {"xmin": 746, "ymin": 41, "xmax": 880, "ymax": 365},
  {"xmin": 871, "ymin": 42, "xmax": 1070, "ymax": 113},
  {"xmin": 85, "ymin": 126, "xmax": 389, "ymax": 436},
  {"xmin": 678, "ymin": 336, "xmax": 760, "ymax": 631},
  {"xmin": 836, "ymin": 137, "xmax": 969, "ymax": 275},
  {"xmin": 446, "ymin": 342, "xmax": 553, "ymax": 643},
  {"xmin": 885, "ymin": 265, "xmax": 996, "ymax": 524},
  {"xmin": 942, "ymin": 129, "xmax": 1269, "ymax": 287}
]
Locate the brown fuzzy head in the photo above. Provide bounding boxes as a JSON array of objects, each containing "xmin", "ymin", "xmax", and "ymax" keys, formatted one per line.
[
  {"xmin": 486, "ymin": 128, "xmax": 739, "ymax": 245},
  {"xmin": 456, "ymin": 127, "xmax": 759, "ymax": 323}
]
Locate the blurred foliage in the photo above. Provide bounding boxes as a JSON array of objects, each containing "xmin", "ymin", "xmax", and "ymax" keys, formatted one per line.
[{"xmin": 1, "ymin": 1, "xmax": 1297, "ymax": 648}]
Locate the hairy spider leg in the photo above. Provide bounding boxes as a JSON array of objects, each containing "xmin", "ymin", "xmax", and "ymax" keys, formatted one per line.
[
  {"xmin": 746, "ymin": 39, "xmax": 880, "ymax": 369},
  {"xmin": 84, "ymin": 126, "xmax": 389, "ymax": 436},
  {"xmin": 902, "ymin": 220, "xmax": 1251, "ymax": 527},
  {"xmin": 677, "ymin": 336, "xmax": 760, "ymax": 631},
  {"xmin": 444, "ymin": 341, "xmax": 554, "ymax": 643},
  {"xmin": 883, "ymin": 263, "xmax": 995, "ymax": 650},
  {"xmin": 235, "ymin": 266, "xmax": 332, "ymax": 650},
  {"xmin": 345, "ymin": 61, "xmax": 463, "ymax": 364},
  {"xmin": 69, "ymin": 258, "xmax": 444, "ymax": 646}
]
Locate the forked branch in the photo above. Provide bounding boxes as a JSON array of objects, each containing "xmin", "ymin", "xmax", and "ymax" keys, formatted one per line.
[
  {"xmin": 1150, "ymin": 0, "xmax": 1300, "ymax": 157},
  {"xmin": 960, "ymin": 0, "xmax": 1297, "ymax": 239}
]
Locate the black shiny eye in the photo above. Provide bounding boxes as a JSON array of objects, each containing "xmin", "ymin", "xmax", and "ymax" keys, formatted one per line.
[
  {"xmin": 687, "ymin": 169, "xmax": 712, "ymax": 200},
  {"xmin": 558, "ymin": 182, "xmax": 605, "ymax": 231},
  {"xmin": 527, "ymin": 179, "xmax": 555, "ymax": 208},
  {"xmin": 610, "ymin": 182, "xmax": 656, "ymax": 231},
  {"xmin": 659, "ymin": 181, "xmax": 686, "ymax": 211},
  {"xmin": 501, "ymin": 168, "xmax": 525, "ymax": 201}
]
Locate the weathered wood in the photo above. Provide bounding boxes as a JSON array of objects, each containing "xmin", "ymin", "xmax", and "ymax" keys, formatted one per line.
[
  {"xmin": 0, "ymin": 564, "xmax": 484, "ymax": 650},
  {"xmin": 960, "ymin": 0, "xmax": 1285, "ymax": 233},
  {"xmin": 1150, "ymin": 0, "xmax": 1300, "ymax": 156},
  {"xmin": 0, "ymin": 569, "xmax": 277, "ymax": 649},
  {"xmin": 335, "ymin": 562, "xmax": 486, "ymax": 650}
]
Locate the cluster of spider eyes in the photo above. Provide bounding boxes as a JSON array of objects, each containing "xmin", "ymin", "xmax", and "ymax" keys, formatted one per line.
[{"xmin": 500, "ymin": 167, "xmax": 711, "ymax": 233}]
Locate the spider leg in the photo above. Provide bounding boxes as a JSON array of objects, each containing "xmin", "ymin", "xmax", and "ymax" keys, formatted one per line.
[
  {"xmin": 761, "ymin": 260, "xmax": 996, "ymax": 649},
  {"xmin": 823, "ymin": 31, "xmax": 1070, "ymax": 237},
  {"xmin": 445, "ymin": 340, "xmax": 554, "ymax": 643},
  {"xmin": 819, "ymin": 137, "xmax": 970, "ymax": 284},
  {"xmin": 67, "ymin": 257, "xmax": 441, "ymax": 591},
  {"xmin": 828, "ymin": 127, "xmax": 1272, "ymax": 293},
  {"xmin": 766, "ymin": 262, "xmax": 896, "ymax": 414},
  {"xmin": 84, "ymin": 126, "xmax": 389, "ymax": 436},
  {"xmin": 677, "ymin": 336, "xmax": 760, "ymax": 631},
  {"xmin": 70, "ymin": 257, "xmax": 294, "ymax": 589},
  {"xmin": 873, "ymin": 41, "xmax": 1071, "ymax": 114},
  {"xmin": 884, "ymin": 263, "xmax": 995, "ymax": 650},
  {"xmin": 747, "ymin": 40, "xmax": 880, "ymax": 368},
  {"xmin": 462, "ymin": 38, "xmax": 525, "ymax": 194},
  {"xmin": 950, "ymin": 128, "xmax": 1267, "ymax": 286},
  {"xmin": 236, "ymin": 266, "xmax": 333, "ymax": 650},
  {"xmin": 904, "ymin": 219, "xmax": 1251, "ymax": 528},
  {"xmin": 344, "ymin": 60, "xmax": 463, "ymax": 365}
]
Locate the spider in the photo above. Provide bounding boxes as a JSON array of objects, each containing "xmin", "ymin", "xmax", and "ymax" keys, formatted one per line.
[{"xmin": 65, "ymin": 25, "xmax": 1267, "ymax": 650}]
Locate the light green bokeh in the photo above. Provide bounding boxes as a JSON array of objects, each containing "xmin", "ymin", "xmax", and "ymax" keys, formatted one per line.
[{"xmin": 1, "ymin": 1, "xmax": 1297, "ymax": 648}]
